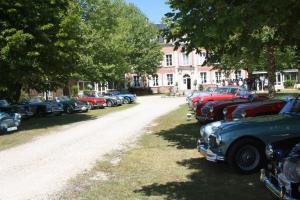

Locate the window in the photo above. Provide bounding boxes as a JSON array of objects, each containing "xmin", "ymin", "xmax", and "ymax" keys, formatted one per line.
[
  {"xmin": 183, "ymin": 53, "xmax": 189, "ymax": 65},
  {"xmin": 166, "ymin": 54, "xmax": 172, "ymax": 66},
  {"xmin": 153, "ymin": 74, "xmax": 159, "ymax": 86},
  {"xmin": 133, "ymin": 75, "xmax": 140, "ymax": 87},
  {"xmin": 197, "ymin": 52, "xmax": 206, "ymax": 65},
  {"xmin": 215, "ymin": 72, "xmax": 222, "ymax": 83},
  {"xmin": 167, "ymin": 74, "xmax": 173, "ymax": 85},
  {"xmin": 235, "ymin": 70, "xmax": 242, "ymax": 80},
  {"xmin": 200, "ymin": 72, "xmax": 207, "ymax": 84}
]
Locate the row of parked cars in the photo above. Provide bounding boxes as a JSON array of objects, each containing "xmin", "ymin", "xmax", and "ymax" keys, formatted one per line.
[
  {"xmin": 0, "ymin": 91, "xmax": 136, "ymax": 134},
  {"xmin": 187, "ymin": 86, "xmax": 300, "ymax": 199}
]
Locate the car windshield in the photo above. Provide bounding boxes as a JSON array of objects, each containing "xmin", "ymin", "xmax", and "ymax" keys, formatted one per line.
[
  {"xmin": 215, "ymin": 87, "xmax": 229, "ymax": 94},
  {"xmin": 280, "ymin": 99, "xmax": 300, "ymax": 115},
  {"xmin": 0, "ymin": 100, "xmax": 9, "ymax": 106},
  {"xmin": 29, "ymin": 98, "xmax": 43, "ymax": 103},
  {"xmin": 57, "ymin": 96, "xmax": 70, "ymax": 101},
  {"xmin": 205, "ymin": 87, "xmax": 216, "ymax": 92}
]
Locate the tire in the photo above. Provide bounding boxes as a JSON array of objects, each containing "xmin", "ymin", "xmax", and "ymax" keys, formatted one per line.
[
  {"xmin": 66, "ymin": 106, "xmax": 73, "ymax": 114},
  {"xmin": 123, "ymin": 97, "xmax": 130, "ymax": 104},
  {"xmin": 227, "ymin": 138, "xmax": 264, "ymax": 174},
  {"xmin": 107, "ymin": 100, "xmax": 113, "ymax": 107}
]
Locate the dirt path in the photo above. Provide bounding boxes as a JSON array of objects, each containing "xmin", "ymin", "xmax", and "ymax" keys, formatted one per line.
[{"xmin": 0, "ymin": 96, "xmax": 185, "ymax": 200}]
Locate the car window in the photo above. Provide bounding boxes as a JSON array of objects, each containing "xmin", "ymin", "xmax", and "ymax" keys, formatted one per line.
[
  {"xmin": 229, "ymin": 88, "xmax": 238, "ymax": 94},
  {"xmin": 280, "ymin": 99, "xmax": 300, "ymax": 115},
  {"xmin": 29, "ymin": 98, "xmax": 43, "ymax": 103}
]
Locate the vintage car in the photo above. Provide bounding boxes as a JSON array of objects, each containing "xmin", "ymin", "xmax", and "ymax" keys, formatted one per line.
[
  {"xmin": 186, "ymin": 87, "xmax": 217, "ymax": 104},
  {"xmin": 56, "ymin": 96, "xmax": 90, "ymax": 113},
  {"xmin": 19, "ymin": 98, "xmax": 64, "ymax": 117},
  {"xmin": 96, "ymin": 92, "xmax": 123, "ymax": 107},
  {"xmin": 104, "ymin": 91, "xmax": 136, "ymax": 104},
  {"xmin": 197, "ymin": 98, "xmax": 300, "ymax": 174},
  {"xmin": 261, "ymin": 137, "xmax": 300, "ymax": 199},
  {"xmin": 224, "ymin": 97, "xmax": 290, "ymax": 120},
  {"xmin": 0, "ymin": 99, "xmax": 33, "ymax": 119},
  {"xmin": 196, "ymin": 94, "xmax": 269, "ymax": 123},
  {"xmin": 0, "ymin": 112, "xmax": 21, "ymax": 134},
  {"xmin": 193, "ymin": 86, "xmax": 249, "ymax": 115},
  {"xmin": 78, "ymin": 95, "xmax": 106, "ymax": 109}
]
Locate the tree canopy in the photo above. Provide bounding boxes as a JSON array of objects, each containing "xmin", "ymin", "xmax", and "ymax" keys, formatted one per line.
[
  {"xmin": 0, "ymin": 0, "xmax": 162, "ymax": 102},
  {"xmin": 163, "ymin": 0, "xmax": 300, "ymax": 96}
]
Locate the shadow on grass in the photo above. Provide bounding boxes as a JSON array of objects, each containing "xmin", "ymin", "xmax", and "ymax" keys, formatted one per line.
[
  {"xmin": 156, "ymin": 122, "xmax": 200, "ymax": 149},
  {"xmin": 20, "ymin": 113, "xmax": 97, "ymax": 131},
  {"xmin": 136, "ymin": 122, "xmax": 273, "ymax": 200}
]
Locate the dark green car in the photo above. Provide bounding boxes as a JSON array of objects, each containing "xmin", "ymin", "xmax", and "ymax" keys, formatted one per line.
[
  {"xmin": 197, "ymin": 98, "xmax": 300, "ymax": 174},
  {"xmin": 55, "ymin": 96, "xmax": 91, "ymax": 114}
]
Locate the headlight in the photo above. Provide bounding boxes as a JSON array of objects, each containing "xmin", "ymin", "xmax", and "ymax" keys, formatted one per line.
[
  {"xmin": 14, "ymin": 113, "xmax": 22, "ymax": 120},
  {"xmin": 200, "ymin": 127, "xmax": 205, "ymax": 137},
  {"xmin": 265, "ymin": 144, "xmax": 274, "ymax": 159},
  {"xmin": 241, "ymin": 111, "xmax": 247, "ymax": 118},
  {"xmin": 223, "ymin": 108, "xmax": 227, "ymax": 115},
  {"xmin": 209, "ymin": 106, "xmax": 214, "ymax": 113},
  {"xmin": 74, "ymin": 103, "xmax": 78, "ymax": 107},
  {"xmin": 215, "ymin": 133, "xmax": 222, "ymax": 145},
  {"xmin": 283, "ymin": 157, "xmax": 300, "ymax": 182}
]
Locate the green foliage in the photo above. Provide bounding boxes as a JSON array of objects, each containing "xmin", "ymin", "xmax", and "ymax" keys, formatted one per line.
[
  {"xmin": 0, "ymin": 0, "xmax": 162, "ymax": 101},
  {"xmin": 71, "ymin": 85, "xmax": 79, "ymax": 97},
  {"xmin": 163, "ymin": 0, "xmax": 300, "ymax": 96},
  {"xmin": 284, "ymin": 80, "xmax": 296, "ymax": 88}
]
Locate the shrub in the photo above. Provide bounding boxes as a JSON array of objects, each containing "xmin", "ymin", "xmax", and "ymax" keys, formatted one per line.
[
  {"xmin": 71, "ymin": 85, "xmax": 79, "ymax": 97},
  {"xmin": 284, "ymin": 80, "xmax": 296, "ymax": 88}
]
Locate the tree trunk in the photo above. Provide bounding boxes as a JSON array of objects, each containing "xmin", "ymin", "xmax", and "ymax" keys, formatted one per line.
[{"xmin": 266, "ymin": 46, "xmax": 276, "ymax": 97}]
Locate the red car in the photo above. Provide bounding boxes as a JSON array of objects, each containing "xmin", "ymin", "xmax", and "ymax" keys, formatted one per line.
[
  {"xmin": 196, "ymin": 95, "xmax": 269, "ymax": 123},
  {"xmin": 191, "ymin": 86, "xmax": 248, "ymax": 110},
  {"xmin": 78, "ymin": 95, "xmax": 106, "ymax": 109},
  {"xmin": 224, "ymin": 99, "xmax": 287, "ymax": 120},
  {"xmin": 194, "ymin": 86, "xmax": 249, "ymax": 117}
]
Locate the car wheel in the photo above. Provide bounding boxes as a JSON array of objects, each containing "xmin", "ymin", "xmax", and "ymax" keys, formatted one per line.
[
  {"xmin": 107, "ymin": 100, "xmax": 113, "ymax": 107},
  {"xmin": 123, "ymin": 97, "xmax": 130, "ymax": 104},
  {"xmin": 66, "ymin": 106, "xmax": 73, "ymax": 114},
  {"xmin": 227, "ymin": 138, "xmax": 264, "ymax": 174}
]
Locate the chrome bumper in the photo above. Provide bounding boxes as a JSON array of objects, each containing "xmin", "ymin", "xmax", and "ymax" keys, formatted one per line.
[
  {"xmin": 260, "ymin": 169, "xmax": 296, "ymax": 200},
  {"xmin": 196, "ymin": 115, "xmax": 214, "ymax": 123},
  {"xmin": 197, "ymin": 140, "xmax": 225, "ymax": 162}
]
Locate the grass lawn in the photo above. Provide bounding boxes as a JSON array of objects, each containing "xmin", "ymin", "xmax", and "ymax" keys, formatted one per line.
[
  {"xmin": 0, "ymin": 103, "xmax": 136, "ymax": 151},
  {"xmin": 60, "ymin": 105, "xmax": 273, "ymax": 200}
]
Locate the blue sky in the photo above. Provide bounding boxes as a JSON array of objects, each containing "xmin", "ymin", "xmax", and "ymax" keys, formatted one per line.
[{"xmin": 125, "ymin": 0, "xmax": 171, "ymax": 24}]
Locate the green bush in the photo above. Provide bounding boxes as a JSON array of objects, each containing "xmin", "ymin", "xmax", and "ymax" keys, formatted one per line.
[
  {"xmin": 71, "ymin": 85, "xmax": 79, "ymax": 97},
  {"xmin": 284, "ymin": 80, "xmax": 296, "ymax": 88}
]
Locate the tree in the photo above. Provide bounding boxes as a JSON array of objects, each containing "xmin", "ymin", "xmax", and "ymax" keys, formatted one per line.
[
  {"xmin": 163, "ymin": 0, "xmax": 300, "ymax": 96},
  {"xmin": 0, "ymin": 0, "xmax": 84, "ymax": 102}
]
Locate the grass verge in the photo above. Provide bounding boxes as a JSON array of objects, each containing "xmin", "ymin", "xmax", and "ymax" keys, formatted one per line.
[
  {"xmin": 0, "ymin": 103, "xmax": 136, "ymax": 151},
  {"xmin": 60, "ymin": 105, "xmax": 272, "ymax": 200}
]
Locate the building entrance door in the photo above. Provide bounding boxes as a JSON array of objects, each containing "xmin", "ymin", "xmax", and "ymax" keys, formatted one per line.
[{"xmin": 183, "ymin": 74, "xmax": 191, "ymax": 90}]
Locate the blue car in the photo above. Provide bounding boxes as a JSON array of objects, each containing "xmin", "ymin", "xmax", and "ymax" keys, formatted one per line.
[{"xmin": 104, "ymin": 91, "xmax": 136, "ymax": 104}]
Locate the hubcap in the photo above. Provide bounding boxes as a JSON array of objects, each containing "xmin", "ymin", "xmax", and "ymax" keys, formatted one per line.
[{"xmin": 235, "ymin": 145, "xmax": 260, "ymax": 171}]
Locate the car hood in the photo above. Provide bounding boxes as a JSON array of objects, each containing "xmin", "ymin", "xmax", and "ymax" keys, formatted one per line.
[
  {"xmin": 236, "ymin": 99, "xmax": 283, "ymax": 109},
  {"xmin": 218, "ymin": 114, "xmax": 290, "ymax": 133},
  {"xmin": 206, "ymin": 99, "xmax": 248, "ymax": 107}
]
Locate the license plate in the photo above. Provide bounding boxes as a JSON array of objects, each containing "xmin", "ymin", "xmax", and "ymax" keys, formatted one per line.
[{"xmin": 7, "ymin": 127, "xmax": 17, "ymax": 132}]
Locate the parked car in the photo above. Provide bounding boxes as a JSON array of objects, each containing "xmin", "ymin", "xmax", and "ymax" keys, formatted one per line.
[
  {"xmin": 196, "ymin": 94, "xmax": 269, "ymax": 123},
  {"xmin": 186, "ymin": 87, "xmax": 217, "ymax": 104},
  {"xmin": 0, "ymin": 99, "xmax": 33, "ymax": 119},
  {"xmin": 78, "ymin": 95, "xmax": 106, "ymax": 109},
  {"xmin": 56, "ymin": 96, "xmax": 90, "ymax": 113},
  {"xmin": 224, "ymin": 96, "xmax": 291, "ymax": 120},
  {"xmin": 193, "ymin": 86, "xmax": 249, "ymax": 114},
  {"xmin": 0, "ymin": 112, "xmax": 21, "ymax": 134},
  {"xmin": 197, "ymin": 98, "xmax": 300, "ymax": 174},
  {"xmin": 19, "ymin": 98, "xmax": 64, "ymax": 117},
  {"xmin": 96, "ymin": 92, "xmax": 123, "ymax": 107},
  {"xmin": 261, "ymin": 137, "xmax": 300, "ymax": 199},
  {"xmin": 104, "ymin": 91, "xmax": 136, "ymax": 104}
]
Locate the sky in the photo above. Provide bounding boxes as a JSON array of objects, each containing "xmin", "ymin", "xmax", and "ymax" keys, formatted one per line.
[{"xmin": 125, "ymin": 0, "xmax": 171, "ymax": 24}]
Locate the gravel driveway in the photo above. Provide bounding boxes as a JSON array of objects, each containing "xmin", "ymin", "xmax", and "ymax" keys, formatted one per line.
[{"xmin": 0, "ymin": 96, "xmax": 185, "ymax": 200}]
